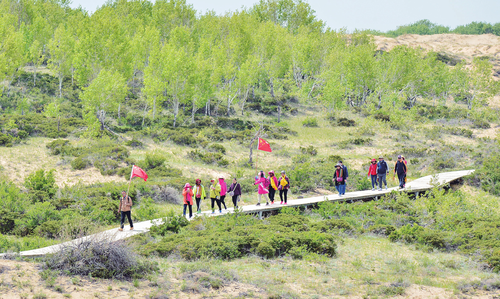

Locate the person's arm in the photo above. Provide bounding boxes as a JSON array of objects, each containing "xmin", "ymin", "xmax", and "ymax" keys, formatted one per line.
[{"xmin": 127, "ymin": 196, "xmax": 132, "ymax": 207}]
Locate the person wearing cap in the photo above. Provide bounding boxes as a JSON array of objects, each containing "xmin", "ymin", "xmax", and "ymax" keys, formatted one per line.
[
  {"xmin": 367, "ymin": 158, "xmax": 378, "ymax": 191},
  {"xmin": 278, "ymin": 170, "xmax": 290, "ymax": 204},
  {"xmin": 267, "ymin": 170, "xmax": 279, "ymax": 204},
  {"xmin": 333, "ymin": 164, "xmax": 346, "ymax": 196},
  {"xmin": 182, "ymin": 183, "xmax": 194, "ymax": 218},
  {"xmin": 377, "ymin": 156, "xmax": 389, "ymax": 191},
  {"xmin": 228, "ymin": 178, "xmax": 242, "ymax": 209},
  {"xmin": 193, "ymin": 179, "xmax": 206, "ymax": 214},
  {"xmin": 394, "ymin": 155, "xmax": 407, "ymax": 189},
  {"xmin": 218, "ymin": 177, "xmax": 228, "ymax": 210},
  {"xmin": 118, "ymin": 191, "xmax": 133, "ymax": 231},
  {"xmin": 254, "ymin": 170, "xmax": 270, "ymax": 206},
  {"xmin": 209, "ymin": 178, "xmax": 222, "ymax": 213},
  {"xmin": 338, "ymin": 161, "xmax": 348, "ymax": 195}
]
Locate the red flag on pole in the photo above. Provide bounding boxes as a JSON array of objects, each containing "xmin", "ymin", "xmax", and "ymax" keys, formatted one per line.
[
  {"xmin": 131, "ymin": 165, "xmax": 148, "ymax": 181},
  {"xmin": 257, "ymin": 138, "xmax": 272, "ymax": 152}
]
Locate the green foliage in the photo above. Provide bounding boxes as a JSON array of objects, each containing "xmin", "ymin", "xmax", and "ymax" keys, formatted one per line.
[
  {"xmin": 0, "ymin": 133, "xmax": 13, "ymax": 147},
  {"xmin": 300, "ymin": 145, "xmax": 317, "ymax": 156},
  {"xmin": 46, "ymin": 139, "xmax": 72, "ymax": 155},
  {"xmin": 301, "ymin": 117, "xmax": 318, "ymax": 127},
  {"xmin": 207, "ymin": 143, "xmax": 226, "ymax": 154},
  {"xmin": 24, "ymin": 169, "xmax": 57, "ymax": 200},
  {"xmin": 149, "ymin": 212, "xmax": 190, "ymax": 236},
  {"xmin": 336, "ymin": 117, "xmax": 356, "ymax": 127},
  {"xmin": 188, "ymin": 150, "xmax": 229, "ymax": 167},
  {"xmin": 145, "ymin": 152, "xmax": 166, "ymax": 169},
  {"xmin": 479, "ymin": 154, "xmax": 500, "ymax": 195},
  {"xmin": 143, "ymin": 214, "xmax": 338, "ymax": 260}
]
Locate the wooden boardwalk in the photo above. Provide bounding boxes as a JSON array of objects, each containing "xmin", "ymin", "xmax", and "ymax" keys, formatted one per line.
[{"xmin": 2, "ymin": 169, "xmax": 474, "ymax": 257}]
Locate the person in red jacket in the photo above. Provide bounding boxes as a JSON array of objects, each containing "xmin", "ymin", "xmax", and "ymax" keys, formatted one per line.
[
  {"xmin": 367, "ymin": 158, "xmax": 378, "ymax": 191},
  {"xmin": 182, "ymin": 183, "xmax": 194, "ymax": 218}
]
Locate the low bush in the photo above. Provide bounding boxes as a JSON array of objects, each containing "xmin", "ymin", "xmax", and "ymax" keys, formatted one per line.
[
  {"xmin": 43, "ymin": 237, "xmax": 158, "ymax": 279},
  {"xmin": 207, "ymin": 143, "xmax": 226, "ymax": 154},
  {"xmin": 124, "ymin": 139, "xmax": 143, "ymax": 148},
  {"xmin": 300, "ymin": 145, "xmax": 318, "ymax": 156},
  {"xmin": 302, "ymin": 117, "xmax": 318, "ymax": 127},
  {"xmin": 46, "ymin": 139, "xmax": 73, "ymax": 155},
  {"xmin": 0, "ymin": 132, "xmax": 13, "ymax": 147},
  {"xmin": 71, "ymin": 156, "xmax": 89, "ymax": 170},
  {"xmin": 369, "ymin": 224, "xmax": 396, "ymax": 236},
  {"xmin": 336, "ymin": 117, "xmax": 356, "ymax": 127},
  {"xmin": 188, "ymin": 150, "xmax": 229, "ymax": 167},
  {"xmin": 143, "ymin": 214, "xmax": 337, "ymax": 260},
  {"xmin": 149, "ymin": 213, "xmax": 190, "ymax": 236},
  {"xmin": 472, "ymin": 118, "xmax": 490, "ymax": 129}
]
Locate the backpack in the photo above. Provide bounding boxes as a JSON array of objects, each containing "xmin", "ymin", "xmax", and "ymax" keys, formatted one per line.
[{"xmin": 263, "ymin": 178, "xmax": 270, "ymax": 188}]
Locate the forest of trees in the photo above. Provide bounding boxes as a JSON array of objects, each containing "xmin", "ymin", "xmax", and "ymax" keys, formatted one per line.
[
  {"xmin": 370, "ymin": 19, "xmax": 500, "ymax": 37},
  {"xmin": 0, "ymin": 0, "xmax": 498, "ymax": 136}
]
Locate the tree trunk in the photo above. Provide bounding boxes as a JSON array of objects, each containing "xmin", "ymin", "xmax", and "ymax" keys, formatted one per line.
[
  {"xmin": 99, "ymin": 110, "xmax": 105, "ymax": 131},
  {"xmin": 248, "ymin": 125, "xmax": 263, "ymax": 165},
  {"xmin": 173, "ymin": 98, "xmax": 179, "ymax": 127},
  {"xmin": 142, "ymin": 103, "xmax": 148, "ymax": 127},
  {"xmin": 277, "ymin": 106, "xmax": 282, "ymax": 123},
  {"xmin": 58, "ymin": 74, "xmax": 63, "ymax": 98},
  {"xmin": 241, "ymin": 87, "xmax": 250, "ymax": 116},
  {"xmin": 57, "ymin": 116, "xmax": 60, "ymax": 132},
  {"xmin": 269, "ymin": 78, "xmax": 275, "ymax": 98},
  {"xmin": 117, "ymin": 104, "xmax": 121, "ymax": 125},
  {"xmin": 152, "ymin": 97, "xmax": 156, "ymax": 121},
  {"xmin": 191, "ymin": 98, "xmax": 196, "ymax": 124},
  {"xmin": 227, "ymin": 96, "xmax": 231, "ymax": 117},
  {"xmin": 33, "ymin": 67, "xmax": 37, "ymax": 87}
]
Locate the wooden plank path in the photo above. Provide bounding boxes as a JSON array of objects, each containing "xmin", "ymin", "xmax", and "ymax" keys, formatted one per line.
[{"xmin": 1, "ymin": 169, "xmax": 474, "ymax": 257}]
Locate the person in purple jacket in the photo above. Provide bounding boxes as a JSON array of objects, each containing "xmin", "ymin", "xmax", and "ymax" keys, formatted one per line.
[
  {"xmin": 228, "ymin": 178, "xmax": 242, "ymax": 209},
  {"xmin": 254, "ymin": 170, "xmax": 269, "ymax": 206}
]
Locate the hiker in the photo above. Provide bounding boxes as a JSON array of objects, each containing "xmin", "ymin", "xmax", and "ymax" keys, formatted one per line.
[
  {"xmin": 219, "ymin": 177, "xmax": 228, "ymax": 210},
  {"xmin": 394, "ymin": 155, "xmax": 407, "ymax": 189},
  {"xmin": 402, "ymin": 156, "xmax": 408, "ymax": 186},
  {"xmin": 367, "ymin": 158, "xmax": 378, "ymax": 191},
  {"xmin": 278, "ymin": 170, "xmax": 290, "ymax": 204},
  {"xmin": 118, "ymin": 191, "xmax": 133, "ymax": 231},
  {"xmin": 209, "ymin": 178, "xmax": 222, "ymax": 213},
  {"xmin": 193, "ymin": 179, "xmax": 206, "ymax": 214},
  {"xmin": 254, "ymin": 170, "xmax": 269, "ymax": 206},
  {"xmin": 228, "ymin": 178, "xmax": 242, "ymax": 209},
  {"xmin": 377, "ymin": 156, "xmax": 389, "ymax": 191},
  {"xmin": 268, "ymin": 170, "xmax": 279, "ymax": 204},
  {"xmin": 333, "ymin": 164, "xmax": 346, "ymax": 196},
  {"xmin": 338, "ymin": 161, "xmax": 348, "ymax": 195},
  {"xmin": 182, "ymin": 183, "xmax": 194, "ymax": 218}
]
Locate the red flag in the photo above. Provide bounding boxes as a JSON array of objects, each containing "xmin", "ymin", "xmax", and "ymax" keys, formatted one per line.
[
  {"xmin": 131, "ymin": 165, "xmax": 148, "ymax": 181},
  {"xmin": 257, "ymin": 138, "xmax": 272, "ymax": 152}
]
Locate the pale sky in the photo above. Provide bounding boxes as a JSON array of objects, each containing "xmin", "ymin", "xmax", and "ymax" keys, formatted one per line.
[{"xmin": 69, "ymin": 0, "xmax": 500, "ymax": 32}]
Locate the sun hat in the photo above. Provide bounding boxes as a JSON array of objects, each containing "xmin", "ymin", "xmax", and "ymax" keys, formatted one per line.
[
  {"xmin": 379, "ymin": 156, "xmax": 384, "ymax": 159},
  {"xmin": 371, "ymin": 158, "xmax": 376, "ymax": 162},
  {"xmin": 184, "ymin": 183, "xmax": 191, "ymax": 188},
  {"xmin": 268, "ymin": 170, "xmax": 274, "ymax": 174}
]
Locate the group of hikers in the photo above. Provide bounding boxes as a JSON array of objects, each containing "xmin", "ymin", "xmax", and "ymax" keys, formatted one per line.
[{"xmin": 116, "ymin": 156, "xmax": 409, "ymax": 228}]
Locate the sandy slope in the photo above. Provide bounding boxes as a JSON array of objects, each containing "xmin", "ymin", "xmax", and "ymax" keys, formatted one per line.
[{"xmin": 374, "ymin": 33, "xmax": 500, "ymax": 62}]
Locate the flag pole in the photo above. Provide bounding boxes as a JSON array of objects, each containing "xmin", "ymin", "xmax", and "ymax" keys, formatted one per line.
[
  {"xmin": 126, "ymin": 165, "xmax": 134, "ymax": 198},
  {"xmin": 255, "ymin": 138, "xmax": 259, "ymax": 174}
]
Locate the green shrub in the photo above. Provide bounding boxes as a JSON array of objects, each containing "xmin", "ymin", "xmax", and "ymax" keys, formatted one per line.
[
  {"xmin": 24, "ymin": 169, "xmax": 57, "ymax": 200},
  {"xmin": 207, "ymin": 143, "xmax": 226, "ymax": 154},
  {"xmin": 149, "ymin": 213, "xmax": 190, "ymax": 236},
  {"xmin": 374, "ymin": 112, "xmax": 390, "ymax": 122},
  {"xmin": 431, "ymin": 155, "xmax": 456, "ymax": 170},
  {"xmin": 170, "ymin": 131, "xmax": 198, "ymax": 146},
  {"xmin": 124, "ymin": 139, "xmax": 143, "ymax": 148},
  {"xmin": 369, "ymin": 224, "xmax": 396, "ymax": 236},
  {"xmin": 46, "ymin": 139, "xmax": 73, "ymax": 155},
  {"xmin": 337, "ymin": 117, "xmax": 356, "ymax": 127},
  {"xmin": 300, "ymin": 145, "xmax": 317, "ymax": 156},
  {"xmin": 302, "ymin": 117, "xmax": 318, "ymax": 127},
  {"xmin": 472, "ymin": 118, "xmax": 490, "ymax": 129},
  {"xmin": 480, "ymin": 154, "xmax": 500, "ymax": 195},
  {"xmin": 71, "ymin": 157, "xmax": 89, "ymax": 170},
  {"xmin": 145, "ymin": 152, "xmax": 166, "ymax": 169},
  {"xmin": 256, "ymin": 242, "xmax": 275, "ymax": 259},
  {"xmin": 188, "ymin": 150, "xmax": 229, "ymax": 167},
  {"xmin": 0, "ymin": 132, "xmax": 13, "ymax": 147}
]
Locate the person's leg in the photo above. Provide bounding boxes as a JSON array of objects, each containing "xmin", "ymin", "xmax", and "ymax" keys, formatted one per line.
[
  {"xmin": 232, "ymin": 195, "xmax": 237, "ymax": 208},
  {"xmin": 183, "ymin": 204, "xmax": 187, "ymax": 216},
  {"xmin": 399, "ymin": 174, "xmax": 405, "ymax": 188},
  {"xmin": 284, "ymin": 189, "xmax": 288, "ymax": 203},
  {"xmin": 371, "ymin": 175, "xmax": 377, "ymax": 189},
  {"xmin": 196, "ymin": 197, "xmax": 201, "ymax": 212},
  {"xmin": 257, "ymin": 193, "xmax": 262, "ymax": 205},
  {"xmin": 342, "ymin": 184, "xmax": 346, "ymax": 195},
  {"xmin": 126, "ymin": 211, "xmax": 133, "ymax": 228},
  {"xmin": 120, "ymin": 211, "xmax": 125, "ymax": 229},
  {"xmin": 220, "ymin": 195, "xmax": 227, "ymax": 209},
  {"xmin": 188, "ymin": 204, "xmax": 193, "ymax": 218},
  {"xmin": 335, "ymin": 185, "xmax": 340, "ymax": 195},
  {"xmin": 279, "ymin": 190, "xmax": 284, "ymax": 203},
  {"xmin": 268, "ymin": 189, "xmax": 274, "ymax": 203},
  {"xmin": 216, "ymin": 198, "xmax": 222, "ymax": 211},
  {"xmin": 211, "ymin": 197, "xmax": 215, "ymax": 212},
  {"xmin": 377, "ymin": 175, "xmax": 382, "ymax": 189}
]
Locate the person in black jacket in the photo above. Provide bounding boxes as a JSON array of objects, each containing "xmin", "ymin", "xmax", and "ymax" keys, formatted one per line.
[
  {"xmin": 377, "ymin": 156, "xmax": 389, "ymax": 191},
  {"xmin": 228, "ymin": 178, "xmax": 242, "ymax": 209},
  {"xmin": 333, "ymin": 164, "xmax": 347, "ymax": 196},
  {"xmin": 394, "ymin": 155, "xmax": 407, "ymax": 189}
]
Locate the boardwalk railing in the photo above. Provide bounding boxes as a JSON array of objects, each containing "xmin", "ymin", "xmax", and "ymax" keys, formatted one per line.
[{"xmin": 1, "ymin": 169, "xmax": 474, "ymax": 257}]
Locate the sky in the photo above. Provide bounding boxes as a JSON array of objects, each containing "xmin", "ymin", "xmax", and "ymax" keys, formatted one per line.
[{"xmin": 69, "ymin": 0, "xmax": 500, "ymax": 32}]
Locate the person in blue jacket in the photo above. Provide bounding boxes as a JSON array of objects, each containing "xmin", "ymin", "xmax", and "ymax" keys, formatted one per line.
[
  {"xmin": 377, "ymin": 156, "xmax": 389, "ymax": 191},
  {"xmin": 338, "ymin": 160, "xmax": 348, "ymax": 195}
]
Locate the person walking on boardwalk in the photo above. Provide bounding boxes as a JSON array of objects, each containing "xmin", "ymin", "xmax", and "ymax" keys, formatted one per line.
[
  {"xmin": 333, "ymin": 164, "xmax": 346, "ymax": 196},
  {"xmin": 401, "ymin": 156, "xmax": 408, "ymax": 187},
  {"xmin": 228, "ymin": 178, "xmax": 242, "ymax": 209},
  {"xmin": 209, "ymin": 178, "xmax": 222, "ymax": 214},
  {"xmin": 182, "ymin": 183, "xmax": 194, "ymax": 218},
  {"xmin": 268, "ymin": 170, "xmax": 279, "ymax": 204},
  {"xmin": 394, "ymin": 155, "xmax": 407, "ymax": 189},
  {"xmin": 254, "ymin": 171, "xmax": 270, "ymax": 206},
  {"xmin": 377, "ymin": 156, "xmax": 389, "ymax": 191},
  {"xmin": 193, "ymin": 179, "xmax": 206, "ymax": 214},
  {"xmin": 338, "ymin": 161, "xmax": 348, "ymax": 195},
  {"xmin": 278, "ymin": 170, "xmax": 290, "ymax": 204},
  {"xmin": 367, "ymin": 158, "xmax": 378, "ymax": 191},
  {"xmin": 218, "ymin": 177, "xmax": 228, "ymax": 210},
  {"xmin": 118, "ymin": 191, "xmax": 133, "ymax": 231}
]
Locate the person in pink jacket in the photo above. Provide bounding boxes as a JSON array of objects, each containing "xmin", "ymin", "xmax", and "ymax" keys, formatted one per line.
[
  {"xmin": 254, "ymin": 170, "xmax": 269, "ymax": 206},
  {"xmin": 182, "ymin": 183, "xmax": 194, "ymax": 218},
  {"xmin": 218, "ymin": 177, "xmax": 228, "ymax": 210},
  {"xmin": 367, "ymin": 158, "xmax": 377, "ymax": 191}
]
